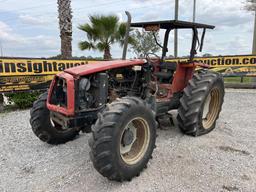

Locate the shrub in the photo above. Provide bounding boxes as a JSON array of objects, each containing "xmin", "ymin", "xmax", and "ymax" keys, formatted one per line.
[{"xmin": 5, "ymin": 91, "xmax": 43, "ymax": 109}]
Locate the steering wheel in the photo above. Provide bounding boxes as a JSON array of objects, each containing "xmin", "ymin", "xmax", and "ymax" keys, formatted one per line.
[
  {"xmin": 145, "ymin": 53, "xmax": 161, "ymax": 73},
  {"xmin": 145, "ymin": 53, "xmax": 161, "ymax": 64}
]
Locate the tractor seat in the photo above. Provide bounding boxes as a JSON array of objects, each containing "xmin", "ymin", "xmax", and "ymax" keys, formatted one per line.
[
  {"xmin": 160, "ymin": 62, "xmax": 177, "ymax": 70},
  {"xmin": 154, "ymin": 62, "xmax": 177, "ymax": 80},
  {"xmin": 154, "ymin": 71, "xmax": 173, "ymax": 79}
]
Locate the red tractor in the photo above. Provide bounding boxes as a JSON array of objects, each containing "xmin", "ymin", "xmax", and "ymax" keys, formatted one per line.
[{"xmin": 30, "ymin": 12, "xmax": 224, "ymax": 181}]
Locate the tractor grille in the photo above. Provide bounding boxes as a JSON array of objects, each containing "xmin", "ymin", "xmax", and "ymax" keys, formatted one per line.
[{"xmin": 49, "ymin": 77, "xmax": 67, "ymax": 107}]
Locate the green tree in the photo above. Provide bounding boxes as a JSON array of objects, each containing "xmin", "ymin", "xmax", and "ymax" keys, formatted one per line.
[
  {"xmin": 78, "ymin": 15, "xmax": 133, "ymax": 60},
  {"xmin": 131, "ymin": 29, "xmax": 161, "ymax": 58},
  {"xmin": 203, "ymin": 53, "xmax": 213, "ymax": 57}
]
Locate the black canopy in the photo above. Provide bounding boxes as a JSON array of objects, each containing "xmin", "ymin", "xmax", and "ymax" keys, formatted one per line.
[{"xmin": 131, "ymin": 20, "xmax": 215, "ymax": 30}]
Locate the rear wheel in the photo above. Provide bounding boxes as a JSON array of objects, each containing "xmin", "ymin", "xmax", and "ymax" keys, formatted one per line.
[
  {"xmin": 177, "ymin": 69, "xmax": 224, "ymax": 136},
  {"xmin": 30, "ymin": 92, "xmax": 79, "ymax": 144},
  {"xmin": 89, "ymin": 97, "xmax": 157, "ymax": 181}
]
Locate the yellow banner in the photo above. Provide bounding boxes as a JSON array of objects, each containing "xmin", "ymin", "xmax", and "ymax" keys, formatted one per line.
[
  {"xmin": 0, "ymin": 58, "xmax": 101, "ymax": 93},
  {"xmin": 166, "ymin": 55, "xmax": 256, "ymax": 67},
  {"xmin": 0, "ymin": 55, "xmax": 255, "ymax": 93},
  {"xmin": 0, "ymin": 58, "xmax": 99, "ymax": 76}
]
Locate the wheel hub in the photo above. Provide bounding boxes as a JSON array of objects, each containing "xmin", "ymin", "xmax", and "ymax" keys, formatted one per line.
[
  {"xmin": 120, "ymin": 121, "xmax": 137, "ymax": 155},
  {"xmin": 119, "ymin": 117, "xmax": 150, "ymax": 165},
  {"xmin": 122, "ymin": 129, "xmax": 134, "ymax": 146}
]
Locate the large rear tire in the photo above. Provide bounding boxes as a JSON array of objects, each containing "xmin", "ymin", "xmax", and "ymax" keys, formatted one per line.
[
  {"xmin": 89, "ymin": 97, "xmax": 157, "ymax": 181},
  {"xmin": 30, "ymin": 92, "xmax": 79, "ymax": 144},
  {"xmin": 177, "ymin": 69, "xmax": 224, "ymax": 136}
]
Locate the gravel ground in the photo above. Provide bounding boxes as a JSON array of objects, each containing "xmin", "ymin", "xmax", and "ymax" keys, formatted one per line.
[{"xmin": 0, "ymin": 89, "xmax": 256, "ymax": 192}]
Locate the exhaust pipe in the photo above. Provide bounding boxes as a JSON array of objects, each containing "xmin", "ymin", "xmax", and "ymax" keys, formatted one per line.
[{"xmin": 122, "ymin": 11, "xmax": 131, "ymax": 60}]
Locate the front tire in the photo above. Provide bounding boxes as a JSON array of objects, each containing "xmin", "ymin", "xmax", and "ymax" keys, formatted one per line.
[
  {"xmin": 30, "ymin": 92, "xmax": 80, "ymax": 144},
  {"xmin": 89, "ymin": 97, "xmax": 157, "ymax": 181},
  {"xmin": 177, "ymin": 69, "xmax": 225, "ymax": 136}
]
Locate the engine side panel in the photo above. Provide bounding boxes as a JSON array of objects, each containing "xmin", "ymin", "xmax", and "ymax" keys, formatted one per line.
[{"xmin": 77, "ymin": 66, "xmax": 146, "ymax": 111}]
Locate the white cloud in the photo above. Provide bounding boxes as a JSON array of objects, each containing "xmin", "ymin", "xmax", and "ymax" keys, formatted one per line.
[
  {"xmin": 140, "ymin": 12, "xmax": 161, "ymax": 21},
  {"xmin": 0, "ymin": 21, "xmax": 59, "ymax": 57},
  {"xmin": 117, "ymin": 12, "xmax": 124, "ymax": 22},
  {"xmin": 0, "ymin": 21, "xmax": 24, "ymax": 44},
  {"xmin": 196, "ymin": 0, "xmax": 251, "ymax": 26},
  {"xmin": 0, "ymin": 21, "xmax": 12, "ymax": 38},
  {"xmin": 19, "ymin": 14, "xmax": 51, "ymax": 25}
]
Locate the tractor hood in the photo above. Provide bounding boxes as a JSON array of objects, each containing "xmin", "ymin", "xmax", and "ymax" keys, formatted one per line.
[{"xmin": 64, "ymin": 59, "xmax": 146, "ymax": 77}]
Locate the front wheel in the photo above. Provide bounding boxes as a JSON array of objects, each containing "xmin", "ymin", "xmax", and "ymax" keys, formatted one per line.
[
  {"xmin": 89, "ymin": 97, "xmax": 157, "ymax": 181},
  {"xmin": 30, "ymin": 92, "xmax": 80, "ymax": 144},
  {"xmin": 177, "ymin": 69, "xmax": 225, "ymax": 136}
]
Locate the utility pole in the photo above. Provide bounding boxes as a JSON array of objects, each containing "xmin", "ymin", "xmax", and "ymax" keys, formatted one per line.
[
  {"xmin": 193, "ymin": 0, "xmax": 196, "ymax": 22},
  {"xmin": 174, "ymin": 0, "xmax": 179, "ymax": 58},
  {"xmin": 252, "ymin": 10, "xmax": 256, "ymax": 83},
  {"xmin": 0, "ymin": 40, "xmax": 3, "ymax": 57},
  {"xmin": 253, "ymin": 10, "xmax": 256, "ymax": 54}
]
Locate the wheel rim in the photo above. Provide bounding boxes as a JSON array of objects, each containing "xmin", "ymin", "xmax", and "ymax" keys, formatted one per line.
[
  {"xmin": 202, "ymin": 87, "xmax": 221, "ymax": 129},
  {"xmin": 120, "ymin": 117, "xmax": 150, "ymax": 165}
]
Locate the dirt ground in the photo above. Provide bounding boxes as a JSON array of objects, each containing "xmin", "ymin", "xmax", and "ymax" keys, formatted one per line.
[{"xmin": 0, "ymin": 89, "xmax": 256, "ymax": 192}]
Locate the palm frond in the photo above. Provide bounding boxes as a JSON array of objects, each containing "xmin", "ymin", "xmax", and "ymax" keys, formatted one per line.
[
  {"xmin": 96, "ymin": 42, "xmax": 109, "ymax": 52},
  {"xmin": 78, "ymin": 41, "xmax": 95, "ymax": 50},
  {"xmin": 118, "ymin": 22, "xmax": 127, "ymax": 38},
  {"xmin": 117, "ymin": 23, "xmax": 135, "ymax": 47},
  {"xmin": 78, "ymin": 24, "xmax": 98, "ymax": 41},
  {"xmin": 78, "ymin": 14, "xmax": 130, "ymax": 57}
]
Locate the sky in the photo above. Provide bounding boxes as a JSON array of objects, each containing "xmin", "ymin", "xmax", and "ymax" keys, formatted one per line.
[{"xmin": 0, "ymin": 0, "xmax": 254, "ymax": 58}]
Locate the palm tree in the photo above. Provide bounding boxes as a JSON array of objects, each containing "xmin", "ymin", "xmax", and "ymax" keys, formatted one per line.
[
  {"xmin": 57, "ymin": 0, "xmax": 72, "ymax": 59},
  {"xmin": 78, "ymin": 15, "xmax": 134, "ymax": 60}
]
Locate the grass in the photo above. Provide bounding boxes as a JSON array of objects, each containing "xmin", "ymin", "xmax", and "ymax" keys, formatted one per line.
[
  {"xmin": 224, "ymin": 76, "xmax": 253, "ymax": 83},
  {"xmin": 0, "ymin": 104, "xmax": 20, "ymax": 113}
]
